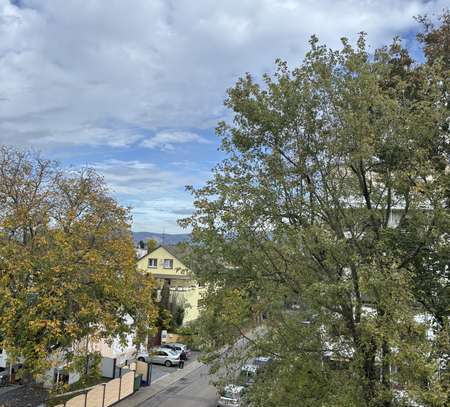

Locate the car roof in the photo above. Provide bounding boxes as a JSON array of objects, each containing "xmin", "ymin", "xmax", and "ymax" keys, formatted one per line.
[
  {"xmin": 241, "ymin": 364, "xmax": 258, "ymax": 373},
  {"xmin": 255, "ymin": 356, "xmax": 271, "ymax": 363},
  {"xmin": 154, "ymin": 347, "xmax": 179, "ymax": 353},
  {"xmin": 224, "ymin": 384, "xmax": 245, "ymax": 393}
]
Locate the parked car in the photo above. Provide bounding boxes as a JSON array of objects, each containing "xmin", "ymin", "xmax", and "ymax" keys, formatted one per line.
[
  {"xmin": 161, "ymin": 343, "xmax": 192, "ymax": 359},
  {"xmin": 254, "ymin": 356, "xmax": 271, "ymax": 368},
  {"xmin": 0, "ymin": 372, "xmax": 9, "ymax": 387},
  {"xmin": 394, "ymin": 390, "xmax": 424, "ymax": 407},
  {"xmin": 239, "ymin": 364, "xmax": 258, "ymax": 386},
  {"xmin": 217, "ymin": 384, "xmax": 245, "ymax": 407},
  {"xmin": 0, "ymin": 364, "xmax": 24, "ymax": 386},
  {"xmin": 137, "ymin": 347, "xmax": 181, "ymax": 367}
]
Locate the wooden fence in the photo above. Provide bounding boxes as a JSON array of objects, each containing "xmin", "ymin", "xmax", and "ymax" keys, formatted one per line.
[{"xmin": 53, "ymin": 359, "xmax": 150, "ymax": 407}]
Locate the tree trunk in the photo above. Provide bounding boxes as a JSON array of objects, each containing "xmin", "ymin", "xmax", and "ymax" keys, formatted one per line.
[
  {"xmin": 381, "ymin": 339, "xmax": 391, "ymax": 407},
  {"xmin": 361, "ymin": 338, "xmax": 378, "ymax": 406}
]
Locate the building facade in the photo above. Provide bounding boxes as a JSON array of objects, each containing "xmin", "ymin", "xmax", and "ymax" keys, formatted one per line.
[{"xmin": 136, "ymin": 245, "xmax": 203, "ymax": 324}]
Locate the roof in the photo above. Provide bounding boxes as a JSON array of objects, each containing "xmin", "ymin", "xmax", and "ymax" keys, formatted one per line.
[
  {"xmin": 137, "ymin": 244, "xmax": 185, "ymax": 261},
  {"xmin": 159, "ymin": 244, "xmax": 186, "ymax": 260},
  {"xmin": 137, "ymin": 244, "xmax": 190, "ymax": 272}
]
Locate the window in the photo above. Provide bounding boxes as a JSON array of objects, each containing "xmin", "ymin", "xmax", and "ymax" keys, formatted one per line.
[
  {"xmin": 148, "ymin": 258, "xmax": 157, "ymax": 268},
  {"xmin": 163, "ymin": 259, "xmax": 173, "ymax": 269}
]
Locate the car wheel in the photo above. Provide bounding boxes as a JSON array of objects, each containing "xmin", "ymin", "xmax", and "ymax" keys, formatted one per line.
[
  {"xmin": 138, "ymin": 357, "xmax": 146, "ymax": 362},
  {"xmin": 164, "ymin": 360, "xmax": 172, "ymax": 367}
]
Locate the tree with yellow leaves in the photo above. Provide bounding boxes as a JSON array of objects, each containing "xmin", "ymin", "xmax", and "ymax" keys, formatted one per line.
[{"xmin": 0, "ymin": 146, "xmax": 157, "ymax": 380}]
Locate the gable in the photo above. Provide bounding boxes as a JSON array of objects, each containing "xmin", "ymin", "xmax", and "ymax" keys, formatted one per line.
[{"xmin": 136, "ymin": 245, "xmax": 190, "ymax": 276}]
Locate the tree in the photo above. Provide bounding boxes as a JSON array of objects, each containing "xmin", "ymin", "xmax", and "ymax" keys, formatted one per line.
[
  {"xmin": 0, "ymin": 147, "xmax": 157, "ymax": 379},
  {"xmin": 148, "ymin": 280, "xmax": 172, "ymax": 347},
  {"xmin": 172, "ymin": 305, "xmax": 185, "ymax": 329},
  {"xmin": 416, "ymin": 10, "xmax": 450, "ymax": 69},
  {"xmin": 181, "ymin": 28, "xmax": 448, "ymax": 407},
  {"xmin": 146, "ymin": 238, "xmax": 158, "ymax": 253},
  {"xmin": 408, "ymin": 10, "xmax": 450, "ymax": 332}
]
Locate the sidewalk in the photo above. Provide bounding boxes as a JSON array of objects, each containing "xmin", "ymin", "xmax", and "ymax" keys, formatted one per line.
[{"xmin": 114, "ymin": 360, "xmax": 203, "ymax": 407}]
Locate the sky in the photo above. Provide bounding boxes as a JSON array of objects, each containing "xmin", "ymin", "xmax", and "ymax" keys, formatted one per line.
[{"xmin": 0, "ymin": 0, "xmax": 446, "ymax": 233}]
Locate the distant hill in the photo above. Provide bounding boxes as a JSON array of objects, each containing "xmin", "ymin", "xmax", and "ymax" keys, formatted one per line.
[{"xmin": 132, "ymin": 232, "xmax": 191, "ymax": 246}]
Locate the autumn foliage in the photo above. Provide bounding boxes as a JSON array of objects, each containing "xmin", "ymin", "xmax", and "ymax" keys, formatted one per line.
[{"xmin": 0, "ymin": 147, "xmax": 157, "ymax": 376}]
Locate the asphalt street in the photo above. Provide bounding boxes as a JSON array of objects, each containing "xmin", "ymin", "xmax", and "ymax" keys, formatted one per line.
[
  {"xmin": 149, "ymin": 351, "xmax": 200, "ymax": 383},
  {"xmin": 150, "ymin": 363, "xmax": 175, "ymax": 383},
  {"xmin": 141, "ymin": 364, "xmax": 217, "ymax": 407},
  {"xmin": 136, "ymin": 332, "xmax": 263, "ymax": 406}
]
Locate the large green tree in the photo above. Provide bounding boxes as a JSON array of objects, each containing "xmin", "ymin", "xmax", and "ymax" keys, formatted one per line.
[
  {"xmin": 181, "ymin": 21, "xmax": 448, "ymax": 407},
  {"xmin": 0, "ymin": 147, "xmax": 157, "ymax": 378}
]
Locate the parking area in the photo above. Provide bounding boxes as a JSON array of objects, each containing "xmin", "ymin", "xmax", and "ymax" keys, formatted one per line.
[{"xmin": 150, "ymin": 351, "xmax": 200, "ymax": 384}]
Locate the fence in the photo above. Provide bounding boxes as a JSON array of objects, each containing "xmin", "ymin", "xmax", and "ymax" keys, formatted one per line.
[{"xmin": 52, "ymin": 358, "xmax": 151, "ymax": 407}]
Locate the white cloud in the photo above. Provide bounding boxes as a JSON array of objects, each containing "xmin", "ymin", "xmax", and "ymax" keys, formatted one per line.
[
  {"xmin": 1, "ymin": 0, "xmax": 447, "ymax": 147},
  {"xmin": 34, "ymin": 126, "xmax": 143, "ymax": 148},
  {"xmin": 141, "ymin": 131, "xmax": 209, "ymax": 151},
  {"xmin": 2, "ymin": 0, "xmax": 447, "ymax": 233},
  {"xmin": 91, "ymin": 159, "xmax": 199, "ymax": 196},
  {"xmin": 131, "ymin": 199, "xmax": 194, "ymax": 233},
  {"xmin": 88, "ymin": 158, "xmax": 202, "ymax": 232}
]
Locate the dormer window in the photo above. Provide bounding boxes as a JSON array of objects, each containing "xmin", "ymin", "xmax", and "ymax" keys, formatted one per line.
[
  {"xmin": 163, "ymin": 259, "xmax": 173, "ymax": 269},
  {"xmin": 148, "ymin": 258, "xmax": 157, "ymax": 268}
]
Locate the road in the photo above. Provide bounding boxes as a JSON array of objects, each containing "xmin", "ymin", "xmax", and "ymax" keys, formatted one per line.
[
  {"xmin": 148, "ymin": 351, "xmax": 202, "ymax": 383},
  {"xmin": 142, "ymin": 364, "xmax": 218, "ymax": 407},
  {"xmin": 139, "ymin": 331, "xmax": 263, "ymax": 406}
]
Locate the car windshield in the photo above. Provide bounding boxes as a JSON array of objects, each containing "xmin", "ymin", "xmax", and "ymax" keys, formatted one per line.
[{"xmin": 223, "ymin": 390, "xmax": 239, "ymax": 399}]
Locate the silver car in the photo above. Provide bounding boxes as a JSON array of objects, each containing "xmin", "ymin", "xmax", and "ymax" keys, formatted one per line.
[
  {"xmin": 137, "ymin": 347, "xmax": 181, "ymax": 367},
  {"xmin": 161, "ymin": 343, "xmax": 192, "ymax": 359}
]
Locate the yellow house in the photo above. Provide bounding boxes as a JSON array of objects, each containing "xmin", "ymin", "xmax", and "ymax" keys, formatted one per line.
[{"xmin": 136, "ymin": 245, "xmax": 203, "ymax": 324}]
